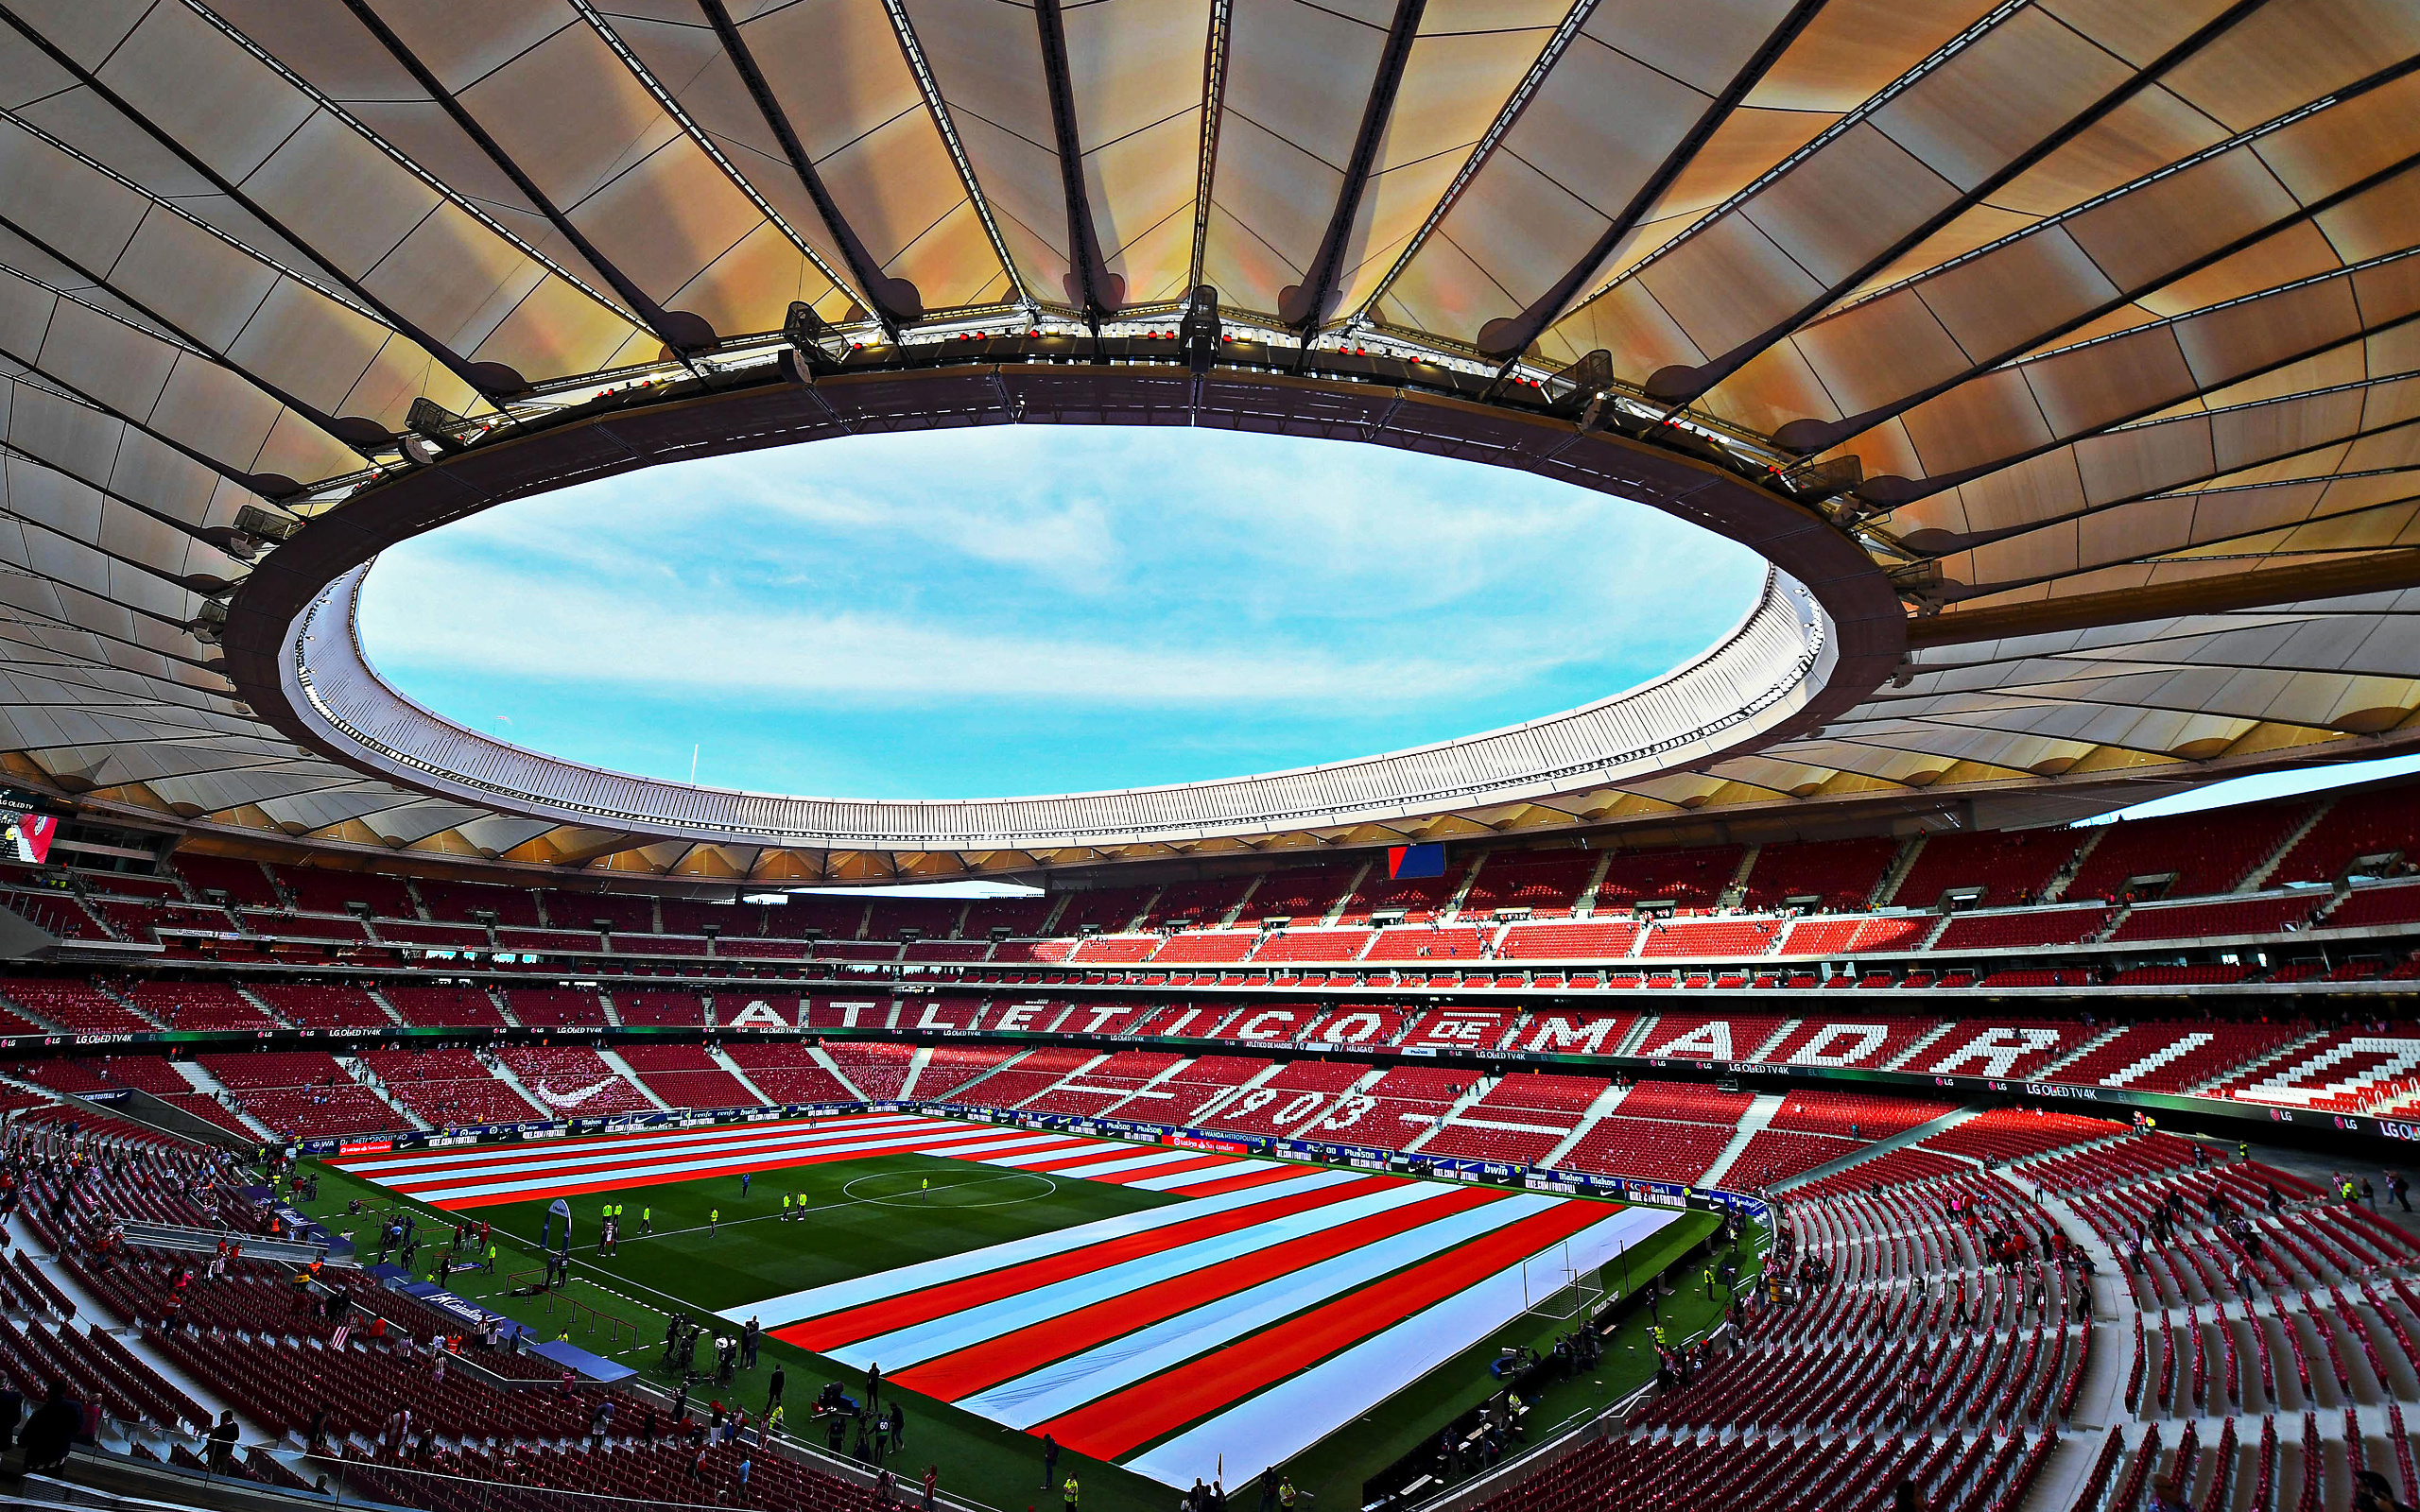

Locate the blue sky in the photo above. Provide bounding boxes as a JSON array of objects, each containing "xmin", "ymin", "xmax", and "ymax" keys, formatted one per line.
[{"xmin": 356, "ymin": 426, "xmax": 1769, "ymax": 800}]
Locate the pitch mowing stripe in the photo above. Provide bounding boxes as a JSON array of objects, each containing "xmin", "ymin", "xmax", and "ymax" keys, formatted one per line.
[
  {"xmin": 763, "ymin": 1172, "xmax": 1395, "ymax": 1346},
  {"xmin": 959, "ymin": 1139, "xmax": 1159, "ymax": 1171},
  {"xmin": 731, "ymin": 1168, "xmax": 1366, "ymax": 1329},
  {"xmin": 1146, "ymin": 1163, "xmax": 1310, "ymax": 1198},
  {"xmin": 353, "ymin": 1116, "xmax": 957, "ymax": 1189},
  {"xmin": 953, "ymin": 1192, "xmax": 1571, "ymax": 1430},
  {"xmin": 372, "ymin": 1122, "xmax": 1047, "ymax": 1198},
  {"xmin": 976, "ymin": 1146, "xmax": 1214, "ymax": 1180},
  {"xmin": 1125, "ymin": 1158, "xmax": 1285, "ymax": 1192},
  {"xmin": 840, "ymin": 1181, "xmax": 1472, "ymax": 1370},
  {"xmin": 1077, "ymin": 1153, "xmax": 1246, "ymax": 1188},
  {"xmin": 894, "ymin": 1183, "xmax": 1511, "ymax": 1401},
  {"xmin": 403, "ymin": 1127, "xmax": 1085, "ymax": 1207},
  {"xmin": 330, "ymin": 1112, "xmax": 925, "ymax": 1175},
  {"xmin": 1032, "ymin": 1198, "xmax": 1613, "ymax": 1460},
  {"xmin": 1126, "ymin": 1203, "xmax": 1683, "ymax": 1487}
]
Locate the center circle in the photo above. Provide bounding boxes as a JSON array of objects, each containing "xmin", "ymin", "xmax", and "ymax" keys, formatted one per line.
[{"xmin": 840, "ymin": 1169, "xmax": 1059, "ymax": 1209}]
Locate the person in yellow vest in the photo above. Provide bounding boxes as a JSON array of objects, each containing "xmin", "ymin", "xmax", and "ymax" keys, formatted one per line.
[
  {"xmin": 1277, "ymin": 1476, "xmax": 1298, "ymax": 1508},
  {"xmin": 1062, "ymin": 1472, "xmax": 1080, "ymax": 1510},
  {"xmin": 642, "ymin": 1205, "xmax": 652, "ymax": 1235},
  {"xmin": 709, "ymin": 1208, "xmax": 719, "ymax": 1233},
  {"xmin": 782, "ymin": 1194, "xmax": 792, "ymax": 1221}
]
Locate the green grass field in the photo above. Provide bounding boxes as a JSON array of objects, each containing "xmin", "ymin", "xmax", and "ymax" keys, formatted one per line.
[{"xmin": 299, "ymin": 1146, "xmax": 1747, "ymax": 1512}]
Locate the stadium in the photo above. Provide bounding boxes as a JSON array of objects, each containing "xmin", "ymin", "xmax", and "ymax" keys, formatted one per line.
[{"xmin": 1, "ymin": 3, "xmax": 2419, "ymax": 1512}]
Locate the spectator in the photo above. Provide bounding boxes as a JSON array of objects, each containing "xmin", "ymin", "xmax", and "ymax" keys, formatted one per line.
[
  {"xmin": 20, "ymin": 1382, "xmax": 78, "ymax": 1472},
  {"xmin": 206, "ymin": 1410, "xmax": 240, "ymax": 1472}
]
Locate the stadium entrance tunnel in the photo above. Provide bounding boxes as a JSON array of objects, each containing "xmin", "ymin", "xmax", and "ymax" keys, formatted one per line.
[{"xmin": 223, "ymin": 364, "xmax": 1905, "ymax": 856}]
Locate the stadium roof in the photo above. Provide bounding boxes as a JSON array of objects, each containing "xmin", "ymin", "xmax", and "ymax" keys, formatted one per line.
[{"xmin": 4, "ymin": 0, "xmax": 2420, "ymax": 885}]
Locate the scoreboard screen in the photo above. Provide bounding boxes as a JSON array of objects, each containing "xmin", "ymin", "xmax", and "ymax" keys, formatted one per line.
[{"xmin": 0, "ymin": 791, "xmax": 57, "ymax": 865}]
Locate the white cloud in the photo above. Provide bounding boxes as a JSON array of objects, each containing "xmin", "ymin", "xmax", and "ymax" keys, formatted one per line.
[{"xmin": 356, "ymin": 426, "xmax": 1772, "ymax": 782}]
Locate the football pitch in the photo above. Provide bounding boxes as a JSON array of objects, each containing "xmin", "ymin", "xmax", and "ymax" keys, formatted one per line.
[{"xmin": 302, "ymin": 1112, "xmax": 1738, "ymax": 1511}]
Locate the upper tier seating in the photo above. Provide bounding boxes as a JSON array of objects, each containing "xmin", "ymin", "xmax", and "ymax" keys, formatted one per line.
[
  {"xmin": 1593, "ymin": 844, "xmax": 1743, "ymax": 910},
  {"xmin": 1931, "ymin": 906, "xmax": 2111, "ymax": 951},
  {"xmin": 614, "ymin": 991, "xmax": 704, "ymax": 1026},
  {"xmin": 271, "ymin": 866, "xmax": 415, "ymax": 918},
  {"xmin": 171, "ymin": 855, "xmax": 281, "ymax": 908},
  {"xmin": 1742, "ymin": 836, "xmax": 1901, "ymax": 912},
  {"xmin": 1252, "ymin": 928, "xmax": 1374, "ymax": 963},
  {"xmin": 1050, "ymin": 888, "xmax": 1152, "ymax": 935},
  {"xmin": 2273, "ymin": 782, "xmax": 2420, "ymax": 884},
  {"xmin": 1236, "ymin": 865, "xmax": 1355, "ymax": 925},
  {"xmin": 755, "ymin": 895, "xmax": 869, "ymax": 939},
  {"xmin": 1496, "ymin": 919, "xmax": 1640, "ymax": 959},
  {"xmin": 251, "ymin": 984, "xmax": 389, "ymax": 1029},
  {"xmin": 1068, "ymin": 935, "xmax": 1160, "ymax": 962},
  {"xmin": 1146, "ymin": 932, "xmax": 1256, "ymax": 964},
  {"xmin": 859, "ymin": 896, "xmax": 964, "ymax": 941},
  {"xmin": 127, "ymin": 982, "xmax": 276, "ymax": 1030},
  {"xmin": 2107, "ymin": 893, "xmax": 2322, "ymax": 943},
  {"xmin": 2066, "ymin": 800, "xmax": 2311, "ymax": 902},
  {"xmin": 413, "ymin": 881, "xmax": 543, "ymax": 928},
  {"xmin": 1889, "ymin": 828, "xmax": 2079, "ymax": 909},
  {"xmin": 1362, "ymin": 922, "xmax": 1495, "ymax": 962},
  {"xmin": 1336, "ymin": 867, "xmax": 1461, "ymax": 925},
  {"xmin": 383, "ymin": 986, "xmax": 507, "ymax": 1027},
  {"xmin": 543, "ymin": 892, "xmax": 653, "ymax": 934},
  {"xmin": 1143, "ymin": 877, "xmax": 1253, "ymax": 929},
  {"xmin": 1638, "ymin": 917, "xmax": 1782, "ymax": 958},
  {"xmin": 1776, "ymin": 914, "xmax": 1935, "ymax": 955},
  {"xmin": 502, "ymin": 989, "xmax": 608, "ymax": 1028},
  {"xmin": 1458, "ymin": 850, "xmax": 1599, "ymax": 918},
  {"xmin": 958, "ymin": 892, "xmax": 1057, "ymax": 936},
  {"xmin": 2325, "ymin": 882, "xmax": 2420, "ymax": 930}
]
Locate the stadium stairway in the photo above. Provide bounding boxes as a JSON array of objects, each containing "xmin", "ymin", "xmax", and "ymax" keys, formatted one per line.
[
  {"xmin": 1772, "ymin": 1108, "xmax": 1982, "ymax": 1194},
  {"xmin": 809, "ymin": 1046, "xmax": 870, "ymax": 1101},
  {"xmin": 596, "ymin": 1049, "xmax": 672, "ymax": 1111},
  {"xmin": 1401, "ymin": 1075, "xmax": 1500, "ymax": 1155},
  {"xmin": 1538, "ymin": 1082, "xmax": 1632, "ymax": 1170},
  {"xmin": 170, "ymin": 1061, "xmax": 273, "ymax": 1141},
  {"xmin": 1871, "ymin": 834, "xmax": 1926, "ymax": 909},
  {"xmin": 346, "ymin": 1058, "xmax": 430, "ymax": 1131},
  {"xmin": 708, "ymin": 1044, "xmax": 779, "ymax": 1107},
  {"xmin": 927, "ymin": 1047, "xmax": 1030, "ymax": 1102},
  {"xmin": 1698, "ymin": 1092, "xmax": 1789, "ymax": 1188},
  {"xmin": 2243, "ymin": 798, "xmax": 2339, "ymax": 893},
  {"xmin": 2041, "ymin": 828, "xmax": 2105, "ymax": 903},
  {"xmin": 1096, "ymin": 1055, "xmax": 1202, "ymax": 1120},
  {"xmin": 28, "ymin": 1237, "xmax": 281, "ymax": 1458},
  {"xmin": 480, "ymin": 1052, "xmax": 547, "ymax": 1110}
]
